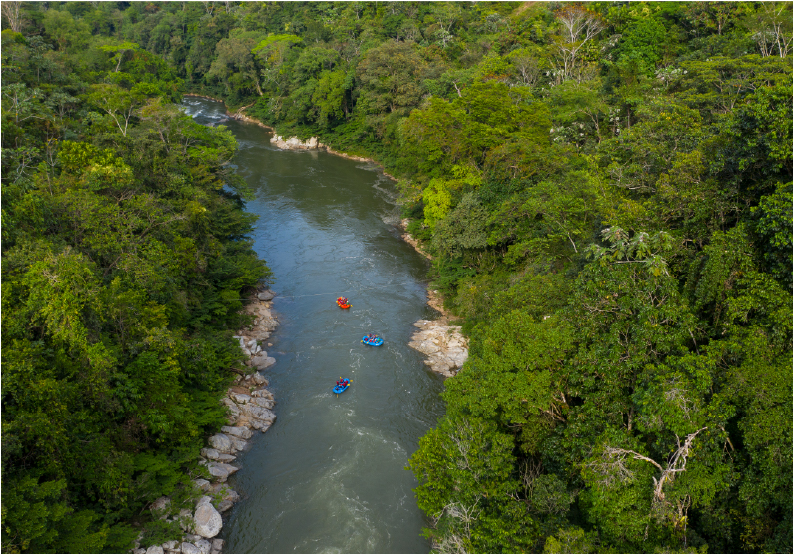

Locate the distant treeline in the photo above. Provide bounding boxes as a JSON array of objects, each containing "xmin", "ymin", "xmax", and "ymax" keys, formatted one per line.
[{"xmin": 2, "ymin": 2, "xmax": 791, "ymax": 553}]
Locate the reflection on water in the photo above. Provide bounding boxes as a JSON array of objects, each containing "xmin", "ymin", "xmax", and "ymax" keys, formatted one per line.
[{"xmin": 184, "ymin": 99, "xmax": 445, "ymax": 553}]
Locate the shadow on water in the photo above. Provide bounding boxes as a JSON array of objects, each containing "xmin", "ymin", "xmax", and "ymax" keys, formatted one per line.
[{"xmin": 184, "ymin": 98, "xmax": 445, "ymax": 554}]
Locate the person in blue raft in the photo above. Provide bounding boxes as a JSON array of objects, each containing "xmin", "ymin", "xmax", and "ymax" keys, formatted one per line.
[
  {"xmin": 362, "ymin": 333, "xmax": 384, "ymax": 346},
  {"xmin": 334, "ymin": 377, "xmax": 350, "ymax": 395}
]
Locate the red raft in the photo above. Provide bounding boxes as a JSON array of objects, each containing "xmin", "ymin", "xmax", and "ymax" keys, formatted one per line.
[{"xmin": 337, "ymin": 297, "xmax": 351, "ymax": 309}]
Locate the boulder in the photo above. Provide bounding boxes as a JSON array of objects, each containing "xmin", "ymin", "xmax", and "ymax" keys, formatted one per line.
[
  {"xmin": 200, "ymin": 448, "xmax": 221, "ymax": 460},
  {"xmin": 133, "ymin": 549, "xmax": 146, "ymax": 554},
  {"xmin": 181, "ymin": 543, "xmax": 201, "ymax": 554},
  {"xmin": 216, "ymin": 453, "xmax": 237, "ymax": 463},
  {"xmin": 212, "ymin": 539, "xmax": 225, "ymax": 552},
  {"xmin": 221, "ymin": 398, "xmax": 240, "ymax": 417},
  {"xmin": 250, "ymin": 387, "xmax": 272, "ymax": 398},
  {"xmin": 214, "ymin": 498, "xmax": 233, "ymax": 512},
  {"xmin": 184, "ymin": 534, "xmax": 202, "ymax": 543},
  {"xmin": 242, "ymin": 404, "xmax": 276, "ymax": 421},
  {"xmin": 234, "ymin": 415, "xmax": 251, "ymax": 428},
  {"xmin": 207, "ymin": 434, "xmax": 232, "ymax": 454},
  {"xmin": 210, "ymin": 484, "xmax": 241, "ymax": 512},
  {"xmin": 194, "ymin": 478, "xmax": 211, "ymax": 491},
  {"xmin": 257, "ymin": 290, "xmax": 275, "ymax": 301},
  {"xmin": 251, "ymin": 397, "xmax": 275, "ymax": 409},
  {"xmin": 193, "ymin": 501, "xmax": 223, "ymax": 538},
  {"xmin": 146, "ymin": 546, "xmax": 165, "ymax": 554},
  {"xmin": 205, "ymin": 462, "xmax": 239, "ymax": 482},
  {"xmin": 232, "ymin": 393, "xmax": 251, "ymax": 404},
  {"xmin": 249, "ymin": 418, "xmax": 272, "ymax": 431},
  {"xmin": 161, "ymin": 540, "xmax": 179, "ymax": 551},
  {"xmin": 221, "ymin": 425, "xmax": 253, "ymax": 439},
  {"xmin": 228, "ymin": 435, "xmax": 247, "ymax": 452},
  {"xmin": 195, "ymin": 539, "xmax": 211, "ymax": 554},
  {"xmin": 251, "ymin": 354, "xmax": 276, "ymax": 370}
]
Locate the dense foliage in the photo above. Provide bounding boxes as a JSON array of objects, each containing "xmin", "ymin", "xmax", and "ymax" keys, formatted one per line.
[
  {"xmin": 1, "ymin": 5, "xmax": 271, "ymax": 552},
  {"xmin": 2, "ymin": 2, "xmax": 792, "ymax": 553}
]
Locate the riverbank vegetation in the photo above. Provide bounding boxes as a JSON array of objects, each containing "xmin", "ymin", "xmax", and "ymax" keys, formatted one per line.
[
  {"xmin": 2, "ymin": 2, "xmax": 791, "ymax": 553},
  {"xmin": 1, "ymin": 5, "xmax": 270, "ymax": 552}
]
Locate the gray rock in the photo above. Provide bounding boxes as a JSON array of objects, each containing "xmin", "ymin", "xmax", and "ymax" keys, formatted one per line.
[
  {"xmin": 250, "ymin": 387, "xmax": 272, "ymax": 398},
  {"xmin": 200, "ymin": 448, "xmax": 221, "ymax": 460},
  {"xmin": 193, "ymin": 479, "xmax": 211, "ymax": 492},
  {"xmin": 210, "ymin": 484, "xmax": 241, "ymax": 510},
  {"xmin": 216, "ymin": 453, "xmax": 236, "ymax": 463},
  {"xmin": 184, "ymin": 534, "xmax": 202, "ymax": 543},
  {"xmin": 257, "ymin": 290, "xmax": 275, "ymax": 301},
  {"xmin": 228, "ymin": 435, "xmax": 247, "ymax": 452},
  {"xmin": 207, "ymin": 434, "xmax": 232, "ymax": 453},
  {"xmin": 249, "ymin": 418, "xmax": 272, "ymax": 431},
  {"xmin": 250, "ymin": 354, "xmax": 275, "ymax": 369},
  {"xmin": 133, "ymin": 550, "xmax": 146, "ymax": 554},
  {"xmin": 181, "ymin": 543, "xmax": 201, "ymax": 554},
  {"xmin": 211, "ymin": 539, "xmax": 225, "ymax": 551},
  {"xmin": 146, "ymin": 546, "xmax": 165, "ymax": 554},
  {"xmin": 162, "ymin": 540, "xmax": 179, "ymax": 550},
  {"xmin": 232, "ymin": 393, "xmax": 251, "ymax": 404},
  {"xmin": 195, "ymin": 539, "xmax": 211, "ymax": 554},
  {"xmin": 193, "ymin": 502, "xmax": 223, "ymax": 538},
  {"xmin": 205, "ymin": 462, "xmax": 239, "ymax": 482},
  {"xmin": 251, "ymin": 372, "xmax": 267, "ymax": 386},
  {"xmin": 242, "ymin": 404, "xmax": 276, "ymax": 421},
  {"xmin": 221, "ymin": 425, "xmax": 253, "ymax": 439},
  {"xmin": 214, "ymin": 499, "xmax": 234, "ymax": 512},
  {"xmin": 251, "ymin": 396, "xmax": 275, "ymax": 409},
  {"xmin": 221, "ymin": 398, "xmax": 240, "ymax": 417}
]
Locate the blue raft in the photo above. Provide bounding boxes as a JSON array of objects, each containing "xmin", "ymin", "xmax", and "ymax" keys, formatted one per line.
[
  {"xmin": 362, "ymin": 335, "xmax": 384, "ymax": 346},
  {"xmin": 333, "ymin": 380, "xmax": 350, "ymax": 394}
]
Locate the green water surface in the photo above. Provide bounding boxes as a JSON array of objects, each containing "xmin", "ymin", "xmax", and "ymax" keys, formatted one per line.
[{"xmin": 185, "ymin": 98, "xmax": 446, "ymax": 554}]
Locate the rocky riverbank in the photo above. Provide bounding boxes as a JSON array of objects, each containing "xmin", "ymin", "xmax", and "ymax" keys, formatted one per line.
[
  {"xmin": 396, "ymin": 220, "xmax": 469, "ymax": 377},
  {"xmin": 131, "ymin": 288, "xmax": 279, "ymax": 554},
  {"xmin": 408, "ymin": 320, "xmax": 469, "ymax": 378}
]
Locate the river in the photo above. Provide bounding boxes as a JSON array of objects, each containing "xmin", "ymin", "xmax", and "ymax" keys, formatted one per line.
[{"xmin": 183, "ymin": 98, "xmax": 445, "ymax": 553}]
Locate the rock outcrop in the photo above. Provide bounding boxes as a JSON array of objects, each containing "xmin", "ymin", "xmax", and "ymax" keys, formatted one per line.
[
  {"xmin": 408, "ymin": 320, "xmax": 469, "ymax": 378},
  {"xmin": 193, "ymin": 498, "xmax": 223, "ymax": 538},
  {"xmin": 269, "ymin": 135, "xmax": 322, "ymax": 150},
  {"xmin": 235, "ymin": 292, "xmax": 278, "ymax": 371}
]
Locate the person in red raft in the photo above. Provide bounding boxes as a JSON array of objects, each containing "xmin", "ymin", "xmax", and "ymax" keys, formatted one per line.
[{"xmin": 336, "ymin": 378, "xmax": 349, "ymax": 387}]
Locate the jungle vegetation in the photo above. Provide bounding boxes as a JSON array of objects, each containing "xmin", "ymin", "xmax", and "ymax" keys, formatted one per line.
[{"xmin": 2, "ymin": 1, "xmax": 792, "ymax": 553}]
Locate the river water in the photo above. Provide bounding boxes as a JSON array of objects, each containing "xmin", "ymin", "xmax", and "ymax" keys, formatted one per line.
[{"xmin": 183, "ymin": 98, "xmax": 445, "ymax": 553}]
